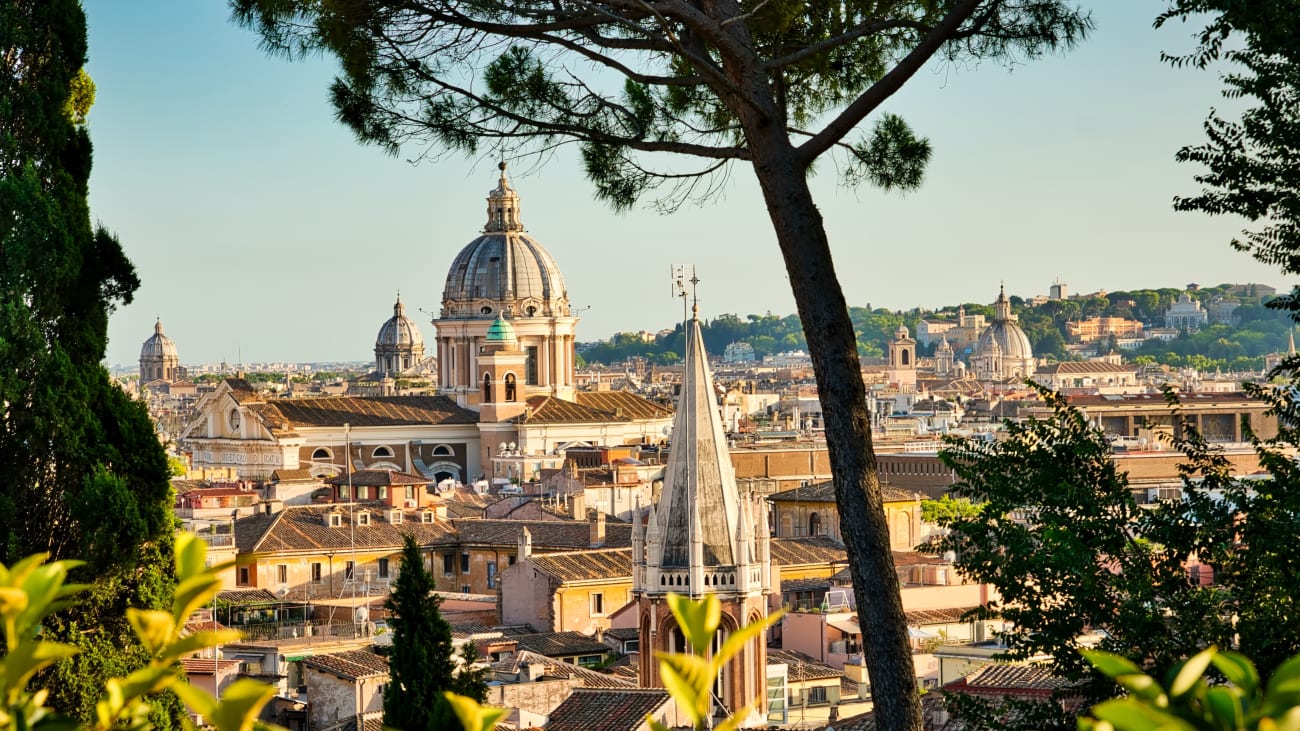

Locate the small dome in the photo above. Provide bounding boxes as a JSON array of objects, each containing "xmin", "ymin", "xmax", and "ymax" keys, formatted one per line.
[
  {"xmin": 485, "ymin": 314, "xmax": 517, "ymax": 344},
  {"xmin": 976, "ymin": 285, "xmax": 1033, "ymax": 361},
  {"xmin": 376, "ymin": 296, "xmax": 424, "ymax": 350},
  {"xmin": 441, "ymin": 164, "xmax": 569, "ymax": 319},
  {"xmin": 895, "ymin": 324, "xmax": 910, "ymax": 340},
  {"xmin": 140, "ymin": 319, "xmax": 178, "ymax": 359}
]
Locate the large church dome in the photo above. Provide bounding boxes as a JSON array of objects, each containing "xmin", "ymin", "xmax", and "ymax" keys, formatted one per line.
[
  {"xmin": 441, "ymin": 163, "xmax": 569, "ymax": 319},
  {"xmin": 376, "ymin": 296, "xmax": 423, "ymax": 351},
  {"xmin": 972, "ymin": 285, "xmax": 1035, "ymax": 380},
  {"xmin": 140, "ymin": 319, "xmax": 178, "ymax": 360}
]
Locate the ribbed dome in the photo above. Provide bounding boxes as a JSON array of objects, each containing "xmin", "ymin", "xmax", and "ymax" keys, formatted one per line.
[
  {"xmin": 376, "ymin": 296, "xmax": 423, "ymax": 350},
  {"xmin": 975, "ymin": 285, "xmax": 1034, "ymax": 361},
  {"xmin": 440, "ymin": 163, "xmax": 569, "ymax": 319},
  {"xmin": 140, "ymin": 319, "xmax": 178, "ymax": 359}
]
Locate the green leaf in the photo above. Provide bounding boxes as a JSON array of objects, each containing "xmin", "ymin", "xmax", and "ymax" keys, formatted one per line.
[
  {"xmin": 1203, "ymin": 686, "xmax": 1243, "ymax": 731},
  {"xmin": 658, "ymin": 654, "xmax": 709, "ymax": 726},
  {"xmin": 126, "ymin": 609, "xmax": 176, "ymax": 656},
  {"xmin": 1115, "ymin": 672, "xmax": 1167, "ymax": 705},
  {"xmin": 173, "ymin": 574, "xmax": 222, "ymax": 626},
  {"xmin": 444, "ymin": 693, "xmax": 507, "ymax": 731},
  {"xmin": 666, "ymin": 593, "xmax": 720, "ymax": 655},
  {"xmin": 1090, "ymin": 699, "xmax": 1194, "ymax": 731},
  {"xmin": 1168, "ymin": 648, "xmax": 1215, "ymax": 699},
  {"xmin": 1084, "ymin": 650, "xmax": 1145, "ymax": 680},
  {"xmin": 1268, "ymin": 654, "xmax": 1300, "ymax": 697},
  {"xmin": 208, "ymin": 678, "xmax": 278, "ymax": 731},
  {"xmin": 715, "ymin": 609, "xmax": 783, "ymax": 670},
  {"xmin": 1210, "ymin": 651, "xmax": 1259, "ymax": 697},
  {"xmin": 176, "ymin": 532, "xmax": 208, "ymax": 581}
]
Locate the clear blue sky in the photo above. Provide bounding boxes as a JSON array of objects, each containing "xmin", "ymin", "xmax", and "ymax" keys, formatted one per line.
[{"xmin": 84, "ymin": 1, "xmax": 1284, "ymax": 367}]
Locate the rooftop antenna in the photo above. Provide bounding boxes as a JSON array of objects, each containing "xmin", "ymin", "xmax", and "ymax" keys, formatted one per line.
[{"xmin": 671, "ymin": 265, "xmax": 698, "ymax": 322}]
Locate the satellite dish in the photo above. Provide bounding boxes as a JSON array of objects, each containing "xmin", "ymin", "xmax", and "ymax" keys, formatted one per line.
[
  {"xmin": 353, "ymin": 606, "xmax": 369, "ymax": 623},
  {"xmin": 662, "ymin": 426, "xmax": 672, "ymax": 436}
]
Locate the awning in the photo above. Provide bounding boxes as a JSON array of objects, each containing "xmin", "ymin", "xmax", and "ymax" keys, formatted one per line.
[
  {"xmin": 828, "ymin": 618, "xmax": 861, "ymax": 636},
  {"xmin": 908, "ymin": 626, "xmax": 939, "ymax": 639}
]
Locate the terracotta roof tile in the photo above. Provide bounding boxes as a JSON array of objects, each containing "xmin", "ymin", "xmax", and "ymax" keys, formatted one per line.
[
  {"xmin": 304, "ymin": 649, "xmax": 389, "ymax": 680},
  {"xmin": 217, "ymin": 589, "xmax": 280, "ymax": 604},
  {"xmin": 766, "ymin": 648, "xmax": 844, "ymax": 682},
  {"xmin": 1035, "ymin": 362, "xmax": 1139, "ymax": 375},
  {"xmin": 325, "ymin": 470, "xmax": 432, "ymax": 487},
  {"xmin": 235, "ymin": 505, "xmax": 457, "ymax": 554},
  {"xmin": 943, "ymin": 663, "xmax": 1073, "ymax": 697},
  {"xmin": 452, "ymin": 519, "xmax": 631, "ymax": 550},
  {"xmin": 574, "ymin": 391, "xmax": 674, "ymax": 420},
  {"xmin": 491, "ymin": 650, "xmax": 633, "ymax": 689},
  {"xmin": 544, "ymin": 688, "xmax": 670, "ymax": 731},
  {"xmin": 528, "ymin": 548, "xmax": 632, "ymax": 582},
  {"xmin": 258, "ymin": 395, "xmax": 478, "ymax": 428},
  {"xmin": 512, "ymin": 631, "xmax": 610, "ymax": 658},
  {"xmin": 769, "ymin": 536, "xmax": 848, "ymax": 566}
]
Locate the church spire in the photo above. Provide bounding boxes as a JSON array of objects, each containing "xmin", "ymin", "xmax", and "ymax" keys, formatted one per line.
[{"xmin": 649, "ymin": 315, "xmax": 745, "ymax": 569}]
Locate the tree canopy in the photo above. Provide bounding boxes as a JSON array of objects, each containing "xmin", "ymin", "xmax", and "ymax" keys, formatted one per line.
[{"xmin": 0, "ymin": 1, "xmax": 179, "ymax": 722}]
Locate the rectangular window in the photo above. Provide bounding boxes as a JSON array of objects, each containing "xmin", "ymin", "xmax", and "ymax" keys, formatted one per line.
[
  {"xmin": 461, "ymin": 553, "xmax": 471, "ymax": 573},
  {"xmin": 345, "ymin": 561, "xmax": 355, "ymax": 581},
  {"xmin": 405, "ymin": 485, "xmax": 416, "ymax": 501},
  {"xmin": 378, "ymin": 558, "xmax": 390, "ymax": 579},
  {"xmin": 378, "ymin": 486, "xmax": 388, "ymax": 500},
  {"xmin": 442, "ymin": 553, "xmax": 455, "ymax": 576},
  {"xmin": 590, "ymin": 592, "xmax": 604, "ymax": 616},
  {"xmin": 357, "ymin": 485, "xmax": 368, "ymax": 500},
  {"xmin": 311, "ymin": 563, "xmax": 322, "ymax": 583},
  {"xmin": 357, "ymin": 512, "xmax": 370, "ymax": 526},
  {"xmin": 461, "ymin": 584, "xmax": 471, "ymax": 594},
  {"xmin": 238, "ymin": 566, "xmax": 250, "ymax": 586},
  {"xmin": 486, "ymin": 561, "xmax": 497, "ymax": 589},
  {"xmin": 276, "ymin": 564, "xmax": 288, "ymax": 584},
  {"xmin": 809, "ymin": 686, "xmax": 827, "ymax": 704},
  {"xmin": 508, "ymin": 554, "xmax": 517, "ymax": 566},
  {"xmin": 526, "ymin": 346, "xmax": 539, "ymax": 385}
]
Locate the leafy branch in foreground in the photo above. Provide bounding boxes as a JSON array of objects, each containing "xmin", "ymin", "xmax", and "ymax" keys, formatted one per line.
[{"xmin": 0, "ymin": 533, "xmax": 280, "ymax": 731}]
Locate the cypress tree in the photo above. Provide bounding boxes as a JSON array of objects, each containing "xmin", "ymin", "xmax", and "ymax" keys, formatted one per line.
[
  {"xmin": 0, "ymin": 1, "xmax": 180, "ymax": 724},
  {"xmin": 383, "ymin": 534, "xmax": 487, "ymax": 731}
]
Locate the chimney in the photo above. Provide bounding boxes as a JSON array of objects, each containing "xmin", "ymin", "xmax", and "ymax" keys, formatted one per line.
[
  {"xmin": 590, "ymin": 511, "xmax": 606, "ymax": 548},
  {"xmin": 568, "ymin": 492, "xmax": 585, "ymax": 521},
  {"xmin": 518, "ymin": 526, "xmax": 533, "ymax": 559},
  {"xmin": 517, "ymin": 658, "xmax": 543, "ymax": 683}
]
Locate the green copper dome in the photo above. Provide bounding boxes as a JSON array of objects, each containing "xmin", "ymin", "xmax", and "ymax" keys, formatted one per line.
[{"xmin": 485, "ymin": 313, "xmax": 517, "ymax": 343}]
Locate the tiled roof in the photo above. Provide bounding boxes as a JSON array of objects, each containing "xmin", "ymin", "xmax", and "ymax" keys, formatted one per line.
[
  {"xmin": 528, "ymin": 548, "xmax": 632, "ymax": 582},
  {"xmin": 769, "ymin": 536, "xmax": 848, "ymax": 566},
  {"xmin": 830, "ymin": 693, "xmax": 952, "ymax": 731},
  {"xmin": 256, "ymin": 395, "xmax": 478, "ymax": 428},
  {"xmin": 226, "ymin": 379, "xmax": 260, "ymax": 403},
  {"xmin": 450, "ymin": 623, "xmax": 536, "ymax": 640},
  {"xmin": 544, "ymin": 688, "xmax": 670, "ymax": 731},
  {"xmin": 1035, "ymin": 361, "xmax": 1139, "ymax": 375},
  {"xmin": 491, "ymin": 650, "xmax": 633, "ymax": 689},
  {"xmin": 326, "ymin": 469, "xmax": 432, "ymax": 487},
  {"xmin": 603, "ymin": 627, "xmax": 639, "ymax": 640},
  {"xmin": 512, "ymin": 390, "xmax": 673, "ymax": 425},
  {"xmin": 270, "ymin": 469, "xmax": 316, "ymax": 482},
  {"xmin": 769, "ymin": 481, "xmax": 922, "ymax": 504},
  {"xmin": 181, "ymin": 658, "xmax": 241, "ymax": 674},
  {"xmin": 216, "ymin": 588, "xmax": 280, "ymax": 604},
  {"xmin": 944, "ymin": 663, "xmax": 1072, "ymax": 697},
  {"xmin": 766, "ymin": 648, "xmax": 844, "ymax": 682},
  {"xmin": 304, "ymin": 649, "xmax": 389, "ymax": 680},
  {"xmin": 906, "ymin": 606, "xmax": 981, "ymax": 625},
  {"xmin": 781, "ymin": 576, "xmax": 832, "ymax": 594},
  {"xmin": 574, "ymin": 391, "xmax": 674, "ymax": 420},
  {"xmin": 512, "ymin": 631, "xmax": 610, "ymax": 658},
  {"xmin": 235, "ymin": 505, "xmax": 457, "ymax": 554},
  {"xmin": 452, "ymin": 519, "xmax": 631, "ymax": 550}
]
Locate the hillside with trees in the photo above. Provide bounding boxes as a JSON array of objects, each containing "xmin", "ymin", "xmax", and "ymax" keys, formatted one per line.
[{"xmin": 579, "ymin": 284, "xmax": 1293, "ymax": 372}]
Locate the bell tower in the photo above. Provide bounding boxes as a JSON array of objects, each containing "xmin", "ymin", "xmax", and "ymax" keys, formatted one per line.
[{"xmin": 632, "ymin": 309, "xmax": 771, "ymax": 722}]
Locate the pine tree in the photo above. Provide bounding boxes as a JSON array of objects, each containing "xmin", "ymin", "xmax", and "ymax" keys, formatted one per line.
[
  {"xmin": 383, "ymin": 535, "xmax": 487, "ymax": 731},
  {"xmin": 0, "ymin": 1, "xmax": 180, "ymax": 724}
]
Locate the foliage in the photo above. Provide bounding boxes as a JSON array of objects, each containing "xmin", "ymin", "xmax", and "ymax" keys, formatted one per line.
[
  {"xmin": 0, "ymin": 533, "xmax": 279, "ymax": 731},
  {"xmin": 919, "ymin": 495, "xmax": 984, "ymax": 525},
  {"xmin": 382, "ymin": 535, "xmax": 486, "ymax": 731},
  {"xmin": 1080, "ymin": 647, "xmax": 1300, "ymax": 731},
  {"xmin": 926, "ymin": 381, "xmax": 1300, "ymax": 730},
  {"xmin": 0, "ymin": 1, "xmax": 180, "ymax": 723}
]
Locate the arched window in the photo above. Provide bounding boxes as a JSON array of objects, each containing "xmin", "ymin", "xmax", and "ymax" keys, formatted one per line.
[
  {"xmin": 505, "ymin": 373, "xmax": 517, "ymax": 402},
  {"xmin": 372, "ymin": 446, "xmax": 394, "ymax": 459},
  {"xmin": 432, "ymin": 444, "xmax": 454, "ymax": 457},
  {"xmin": 312, "ymin": 448, "xmax": 332, "ymax": 461},
  {"xmin": 809, "ymin": 512, "xmax": 821, "ymax": 536},
  {"xmin": 482, "ymin": 373, "xmax": 492, "ymax": 402}
]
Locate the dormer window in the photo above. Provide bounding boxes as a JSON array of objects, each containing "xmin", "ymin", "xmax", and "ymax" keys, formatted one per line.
[
  {"xmin": 421, "ymin": 511, "xmax": 435, "ymax": 524},
  {"xmin": 329, "ymin": 513, "xmax": 343, "ymax": 528},
  {"xmin": 390, "ymin": 510, "xmax": 403, "ymax": 525},
  {"xmin": 357, "ymin": 512, "xmax": 371, "ymax": 527},
  {"xmin": 373, "ymin": 446, "xmax": 394, "ymax": 459}
]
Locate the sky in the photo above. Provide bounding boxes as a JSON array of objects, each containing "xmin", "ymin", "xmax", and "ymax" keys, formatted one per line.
[{"xmin": 83, "ymin": 2, "xmax": 1287, "ymax": 368}]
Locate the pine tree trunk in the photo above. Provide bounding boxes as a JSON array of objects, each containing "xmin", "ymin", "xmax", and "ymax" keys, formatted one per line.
[{"xmin": 747, "ymin": 131, "xmax": 924, "ymax": 731}]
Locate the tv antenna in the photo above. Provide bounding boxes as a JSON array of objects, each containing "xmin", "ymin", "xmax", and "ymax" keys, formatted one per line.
[{"xmin": 671, "ymin": 265, "xmax": 699, "ymax": 321}]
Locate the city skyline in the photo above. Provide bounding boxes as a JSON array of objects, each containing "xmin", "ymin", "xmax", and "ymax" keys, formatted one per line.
[{"xmin": 86, "ymin": 2, "xmax": 1284, "ymax": 367}]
